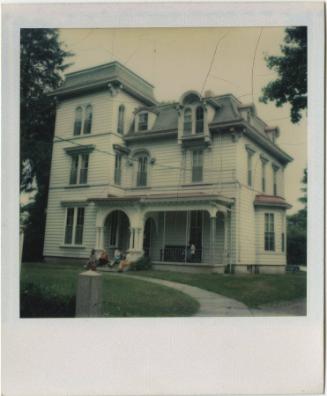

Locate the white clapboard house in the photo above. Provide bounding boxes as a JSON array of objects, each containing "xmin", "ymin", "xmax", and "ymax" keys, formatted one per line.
[{"xmin": 44, "ymin": 61, "xmax": 292, "ymax": 273}]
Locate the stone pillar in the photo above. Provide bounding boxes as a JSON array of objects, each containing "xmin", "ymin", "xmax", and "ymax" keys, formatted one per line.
[
  {"xmin": 95, "ymin": 226, "xmax": 104, "ymax": 249},
  {"xmin": 75, "ymin": 270, "xmax": 102, "ymax": 317},
  {"xmin": 209, "ymin": 215, "xmax": 217, "ymax": 265}
]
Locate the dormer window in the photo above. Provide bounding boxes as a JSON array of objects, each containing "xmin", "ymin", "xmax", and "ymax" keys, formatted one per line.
[
  {"xmin": 183, "ymin": 108, "xmax": 192, "ymax": 135},
  {"xmin": 117, "ymin": 105, "xmax": 125, "ymax": 134},
  {"xmin": 73, "ymin": 105, "xmax": 93, "ymax": 136},
  {"xmin": 138, "ymin": 113, "xmax": 148, "ymax": 131},
  {"xmin": 195, "ymin": 106, "xmax": 204, "ymax": 134}
]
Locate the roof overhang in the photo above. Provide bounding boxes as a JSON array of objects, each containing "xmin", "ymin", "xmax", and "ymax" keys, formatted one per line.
[{"xmin": 254, "ymin": 194, "xmax": 292, "ymax": 209}]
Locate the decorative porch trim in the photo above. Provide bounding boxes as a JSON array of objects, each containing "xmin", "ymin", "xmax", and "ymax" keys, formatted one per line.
[{"xmin": 64, "ymin": 144, "xmax": 95, "ymax": 155}]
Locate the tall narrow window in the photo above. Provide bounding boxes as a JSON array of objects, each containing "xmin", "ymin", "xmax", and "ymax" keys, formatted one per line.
[
  {"xmin": 138, "ymin": 113, "xmax": 148, "ymax": 131},
  {"xmin": 74, "ymin": 208, "xmax": 85, "ymax": 245},
  {"xmin": 273, "ymin": 166, "xmax": 278, "ymax": 196},
  {"xmin": 64, "ymin": 208, "xmax": 75, "ymax": 244},
  {"xmin": 261, "ymin": 159, "xmax": 267, "ymax": 192},
  {"xmin": 69, "ymin": 155, "xmax": 79, "ymax": 185},
  {"xmin": 114, "ymin": 153, "xmax": 122, "ymax": 185},
  {"xmin": 117, "ymin": 105, "xmax": 125, "ymax": 134},
  {"xmin": 74, "ymin": 107, "xmax": 83, "ymax": 136},
  {"xmin": 281, "ymin": 232, "xmax": 285, "ymax": 252},
  {"xmin": 192, "ymin": 150, "xmax": 203, "ymax": 182},
  {"xmin": 195, "ymin": 106, "xmax": 204, "ymax": 134},
  {"xmin": 79, "ymin": 154, "xmax": 89, "ymax": 184},
  {"xmin": 264, "ymin": 213, "xmax": 275, "ymax": 251},
  {"xmin": 247, "ymin": 151, "xmax": 253, "ymax": 186},
  {"xmin": 184, "ymin": 108, "xmax": 192, "ymax": 135},
  {"xmin": 137, "ymin": 156, "xmax": 148, "ymax": 187},
  {"xmin": 83, "ymin": 105, "xmax": 92, "ymax": 134}
]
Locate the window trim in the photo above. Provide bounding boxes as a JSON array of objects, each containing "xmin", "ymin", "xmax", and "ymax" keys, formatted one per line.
[
  {"xmin": 138, "ymin": 112, "xmax": 149, "ymax": 132},
  {"xmin": 74, "ymin": 106, "xmax": 83, "ymax": 136},
  {"xmin": 136, "ymin": 155, "xmax": 149, "ymax": 187},
  {"xmin": 195, "ymin": 106, "xmax": 204, "ymax": 134},
  {"xmin": 272, "ymin": 164, "xmax": 279, "ymax": 196},
  {"xmin": 260, "ymin": 155, "xmax": 269, "ymax": 193},
  {"xmin": 83, "ymin": 104, "xmax": 93, "ymax": 135}
]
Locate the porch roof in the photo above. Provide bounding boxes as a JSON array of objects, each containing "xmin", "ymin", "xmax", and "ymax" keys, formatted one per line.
[
  {"xmin": 254, "ymin": 194, "xmax": 292, "ymax": 209},
  {"xmin": 88, "ymin": 192, "xmax": 234, "ymax": 206}
]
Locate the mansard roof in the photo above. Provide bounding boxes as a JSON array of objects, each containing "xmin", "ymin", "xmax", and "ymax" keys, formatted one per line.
[{"xmin": 50, "ymin": 61, "xmax": 157, "ymax": 105}]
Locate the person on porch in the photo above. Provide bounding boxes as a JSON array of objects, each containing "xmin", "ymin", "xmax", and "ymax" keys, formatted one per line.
[
  {"xmin": 186, "ymin": 241, "xmax": 196, "ymax": 262},
  {"xmin": 109, "ymin": 247, "xmax": 122, "ymax": 268},
  {"xmin": 97, "ymin": 249, "xmax": 109, "ymax": 267}
]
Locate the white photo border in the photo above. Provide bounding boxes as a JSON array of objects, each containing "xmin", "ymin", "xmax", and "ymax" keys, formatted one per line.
[{"xmin": 2, "ymin": 2, "xmax": 325, "ymax": 395}]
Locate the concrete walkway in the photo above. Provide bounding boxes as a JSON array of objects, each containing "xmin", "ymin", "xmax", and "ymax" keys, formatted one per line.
[{"xmin": 102, "ymin": 272, "xmax": 252, "ymax": 317}]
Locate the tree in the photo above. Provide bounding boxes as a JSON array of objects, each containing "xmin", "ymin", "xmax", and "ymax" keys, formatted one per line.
[
  {"xmin": 287, "ymin": 168, "xmax": 307, "ymax": 265},
  {"xmin": 260, "ymin": 27, "xmax": 307, "ymax": 123},
  {"xmin": 21, "ymin": 29, "xmax": 72, "ymax": 261}
]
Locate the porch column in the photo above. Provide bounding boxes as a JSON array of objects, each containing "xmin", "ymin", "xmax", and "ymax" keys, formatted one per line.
[
  {"xmin": 134, "ymin": 226, "xmax": 145, "ymax": 252},
  {"xmin": 223, "ymin": 213, "xmax": 228, "ymax": 264},
  {"xmin": 95, "ymin": 226, "xmax": 103, "ymax": 249},
  {"xmin": 129, "ymin": 227, "xmax": 136, "ymax": 249},
  {"xmin": 209, "ymin": 215, "xmax": 216, "ymax": 265}
]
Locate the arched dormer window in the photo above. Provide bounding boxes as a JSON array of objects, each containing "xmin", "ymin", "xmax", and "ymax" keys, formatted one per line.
[
  {"xmin": 196, "ymin": 106, "xmax": 204, "ymax": 134},
  {"xmin": 183, "ymin": 108, "xmax": 192, "ymax": 135},
  {"xmin": 74, "ymin": 107, "xmax": 83, "ymax": 136},
  {"xmin": 83, "ymin": 105, "xmax": 93, "ymax": 135},
  {"xmin": 117, "ymin": 105, "xmax": 125, "ymax": 135}
]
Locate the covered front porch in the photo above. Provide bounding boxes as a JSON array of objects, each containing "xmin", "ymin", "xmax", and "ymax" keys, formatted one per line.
[{"xmin": 90, "ymin": 193, "xmax": 233, "ymax": 271}]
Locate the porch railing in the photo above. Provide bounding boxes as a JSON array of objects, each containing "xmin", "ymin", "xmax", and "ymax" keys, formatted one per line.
[{"xmin": 159, "ymin": 245, "xmax": 202, "ymax": 263}]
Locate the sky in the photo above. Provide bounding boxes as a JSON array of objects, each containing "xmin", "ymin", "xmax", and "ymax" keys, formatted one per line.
[{"xmin": 59, "ymin": 27, "xmax": 307, "ymax": 214}]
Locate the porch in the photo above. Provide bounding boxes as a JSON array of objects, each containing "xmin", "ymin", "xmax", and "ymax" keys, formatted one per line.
[{"xmin": 90, "ymin": 193, "xmax": 233, "ymax": 270}]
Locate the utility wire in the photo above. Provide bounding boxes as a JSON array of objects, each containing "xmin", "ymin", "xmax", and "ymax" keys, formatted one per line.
[
  {"xmin": 200, "ymin": 32, "xmax": 229, "ymax": 95},
  {"xmin": 251, "ymin": 28, "xmax": 263, "ymax": 104}
]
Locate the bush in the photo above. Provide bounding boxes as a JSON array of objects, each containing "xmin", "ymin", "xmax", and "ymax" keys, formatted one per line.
[
  {"xmin": 20, "ymin": 282, "xmax": 76, "ymax": 318},
  {"xmin": 130, "ymin": 256, "xmax": 152, "ymax": 271}
]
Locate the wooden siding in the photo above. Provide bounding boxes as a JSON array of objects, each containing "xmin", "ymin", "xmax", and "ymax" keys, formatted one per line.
[{"xmin": 236, "ymin": 134, "xmax": 285, "ymax": 197}]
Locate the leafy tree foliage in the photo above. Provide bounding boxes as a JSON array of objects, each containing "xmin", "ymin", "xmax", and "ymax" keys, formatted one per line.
[
  {"xmin": 260, "ymin": 27, "xmax": 307, "ymax": 123},
  {"xmin": 21, "ymin": 29, "xmax": 72, "ymax": 261},
  {"xmin": 287, "ymin": 169, "xmax": 307, "ymax": 265}
]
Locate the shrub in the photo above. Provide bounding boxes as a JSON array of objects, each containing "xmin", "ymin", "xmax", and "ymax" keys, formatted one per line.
[
  {"xmin": 130, "ymin": 256, "xmax": 152, "ymax": 271},
  {"xmin": 20, "ymin": 282, "xmax": 75, "ymax": 318}
]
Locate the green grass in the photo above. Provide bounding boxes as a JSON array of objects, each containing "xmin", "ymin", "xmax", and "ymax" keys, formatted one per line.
[
  {"xmin": 20, "ymin": 262, "xmax": 199, "ymax": 317},
  {"xmin": 129, "ymin": 270, "xmax": 307, "ymax": 308}
]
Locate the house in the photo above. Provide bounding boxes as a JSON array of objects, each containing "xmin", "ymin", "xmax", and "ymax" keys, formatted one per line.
[{"xmin": 43, "ymin": 61, "xmax": 292, "ymax": 273}]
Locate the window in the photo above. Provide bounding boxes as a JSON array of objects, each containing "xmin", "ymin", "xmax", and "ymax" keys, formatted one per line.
[
  {"xmin": 281, "ymin": 232, "xmax": 285, "ymax": 252},
  {"xmin": 75, "ymin": 208, "xmax": 85, "ymax": 244},
  {"xmin": 264, "ymin": 213, "xmax": 275, "ymax": 251},
  {"xmin": 192, "ymin": 150, "xmax": 203, "ymax": 182},
  {"xmin": 247, "ymin": 151, "xmax": 253, "ymax": 186},
  {"xmin": 79, "ymin": 154, "xmax": 89, "ymax": 184},
  {"xmin": 73, "ymin": 105, "xmax": 92, "ymax": 135},
  {"xmin": 64, "ymin": 207, "xmax": 85, "ymax": 245},
  {"xmin": 184, "ymin": 108, "xmax": 192, "ymax": 135},
  {"xmin": 64, "ymin": 208, "xmax": 74, "ymax": 244},
  {"xmin": 117, "ymin": 105, "xmax": 125, "ymax": 134},
  {"xmin": 138, "ymin": 113, "xmax": 148, "ymax": 131},
  {"xmin": 83, "ymin": 105, "xmax": 92, "ymax": 135},
  {"xmin": 261, "ymin": 159, "xmax": 267, "ymax": 192},
  {"xmin": 137, "ymin": 155, "xmax": 148, "ymax": 186},
  {"xmin": 195, "ymin": 106, "xmax": 204, "ymax": 134},
  {"xmin": 69, "ymin": 155, "xmax": 79, "ymax": 185},
  {"xmin": 69, "ymin": 153, "xmax": 89, "ymax": 185},
  {"xmin": 74, "ymin": 107, "xmax": 83, "ymax": 136},
  {"xmin": 114, "ymin": 153, "xmax": 122, "ymax": 185},
  {"xmin": 273, "ymin": 166, "xmax": 278, "ymax": 196}
]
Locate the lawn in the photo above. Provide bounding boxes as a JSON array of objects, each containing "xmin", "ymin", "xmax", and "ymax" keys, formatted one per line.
[
  {"xmin": 129, "ymin": 270, "xmax": 307, "ymax": 308},
  {"xmin": 20, "ymin": 262, "xmax": 199, "ymax": 317}
]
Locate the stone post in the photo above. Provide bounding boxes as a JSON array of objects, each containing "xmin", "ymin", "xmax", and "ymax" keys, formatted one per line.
[{"xmin": 75, "ymin": 270, "xmax": 102, "ymax": 317}]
